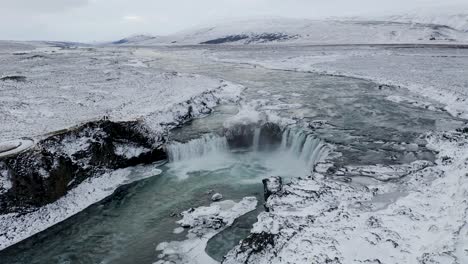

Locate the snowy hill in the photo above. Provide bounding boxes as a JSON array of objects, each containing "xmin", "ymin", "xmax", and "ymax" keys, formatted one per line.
[
  {"xmin": 384, "ymin": 12, "xmax": 468, "ymax": 32},
  {"xmin": 111, "ymin": 34, "xmax": 157, "ymax": 45},
  {"xmin": 119, "ymin": 17, "xmax": 468, "ymax": 46}
]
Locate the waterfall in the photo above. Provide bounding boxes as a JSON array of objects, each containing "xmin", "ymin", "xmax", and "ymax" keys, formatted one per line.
[
  {"xmin": 252, "ymin": 128, "xmax": 261, "ymax": 151},
  {"xmin": 166, "ymin": 134, "xmax": 229, "ymax": 162},
  {"xmin": 166, "ymin": 128, "xmax": 328, "ymax": 168},
  {"xmin": 279, "ymin": 128, "xmax": 327, "ymax": 168}
]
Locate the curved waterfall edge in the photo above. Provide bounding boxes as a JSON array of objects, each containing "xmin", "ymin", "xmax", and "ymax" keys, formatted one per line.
[{"xmin": 165, "ymin": 124, "xmax": 333, "ymax": 170}]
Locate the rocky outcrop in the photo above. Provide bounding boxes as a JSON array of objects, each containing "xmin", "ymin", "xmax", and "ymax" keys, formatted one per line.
[
  {"xmin": 224, "ymin": 122, "xmax": 282, "ymax": 150},
  {"xmin": 0, "ymin": 75, "xmax": 26, "ymax": 82},
  {"xmin": 0, "ymin": 120, "xmax": 167, "ymax": 213},
  {"xmin": 262, "ymin": 176, "xmax": 282, "ymax": 212},
  {"xmin": 200, "ymin": 33, "xmax": 300, "ymax": 45}
]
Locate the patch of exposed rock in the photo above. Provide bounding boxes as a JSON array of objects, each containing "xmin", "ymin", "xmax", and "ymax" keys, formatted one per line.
[{"xmin": 0, "ymin": 120, "xmax": 166, "ymax": 213}]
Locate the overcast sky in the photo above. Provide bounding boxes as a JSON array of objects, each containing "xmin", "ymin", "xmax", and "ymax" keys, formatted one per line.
[{"xmin": 0, "ymin": 0, "xmax": 466, "ymax": 42}]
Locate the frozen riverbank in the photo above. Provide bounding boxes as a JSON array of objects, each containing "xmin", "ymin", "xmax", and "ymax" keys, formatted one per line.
[
  {"xmin": 207, "ymin": 45, "xmax": 468, "ymax": 119},
  {"xmin": 0, "ymin": 45, "xmax": 243, "ymax": 142},
  {"xmin": 0, "ymin": 44, "xmax": 244, "ymax": 250},
  {"xmin": 223, "ymin": 128, "xmax": 468, "ymax": 263}
]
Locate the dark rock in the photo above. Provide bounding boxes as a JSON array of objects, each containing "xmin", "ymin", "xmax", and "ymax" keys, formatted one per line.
[
  {"xmin": 236, "ymin": 232, "xmax": 276, "ymax": 260},
  {"xmin": 0, "ymin": 76, "xmax": 26, "ymax": 82},
  {"xmin": 224, "ymin": 124, "xmax": 256, "ymax": 149},
  {"xmin": 224, "ymin": 122, "xmax": 282, "ymax": 150},
  {"xmin": 25, "ymin": 55, "xmax": 46, "ymax": 59},
  {"xmin": 258, "ymin": 123, "xmax": 282, "ymax": 150},
  {"xmin": 456, "ymin": 127, "xmax": 468, "ymax": 134},
  {"xmin": 201, "ymin": 35, "xmax": 249, "ymax": 44},
  {"xmin": 262, "ymin": 176, "xmax": 282, "ymax": 211},
  {"xmin": 201, "ymin": 33, "xmax": 300, "ymax": 45},
  {"xmin": 246, "ymin": 33, "xmax": 299, "ymax": 44},
  {"xmin": 0, "ymin": 120, "xmax": 167, "ymax": 213}
]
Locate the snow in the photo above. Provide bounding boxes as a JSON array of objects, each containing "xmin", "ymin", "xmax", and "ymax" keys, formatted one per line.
[
  {"xmin": 224, "ymin": 130, "xmax": 468, "ymax": 264},
  {"xmin": 223, "ymin": 104, "xmax": 264, "ymax": 129},
  {"xmin": 0, "ymin": 42, "xmax": 244, "ymax": 250},
  {"xmin": 0, "ymin": 164, "xmax": 163, "ymax": 250},
  {"xmin": 211, "ymin": 193, "xmax": 223, "ymax": 201},
  {"xmin": 0, "ymin": 162, "xmax": 12, "ymax": 195},
  {"xmin": 384, "ymin": 12, "xmax": 468, "ymax": 32},
  {"xmin": 0, "ymin": 44, "xmax": 244, "ymax": 142},
  {"xmin": 208, "ymin": 45, "xmax": 468, "ymax": 119},
  {"xmin": 1, "ymin": 16, "xmax": 468, "ymax": 262},
  {"xmin": 114, "ymin": 143, "xmax": 151, "ymax": 159},
  {"xmin": 155, "ymin": 196, "xmax": 257, "ymax": 264},
  {"xmin": 119, "ymin": 17, "xmax": 468, "ymax": 45},
  {"xmin": 223, "ymin": 100, "xmax": 296, "ymax": 130},
  {"xmin": 111, "ymin": 34, "xmax": 157, "ymax": 45},
  {"xmin": 0, "ymin": 139, "xmax": 34, "ymax": 159}
]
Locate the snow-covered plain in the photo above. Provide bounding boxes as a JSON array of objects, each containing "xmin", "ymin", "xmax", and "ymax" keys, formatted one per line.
[{"xmin": 0, "ymin": 45, "xmax": 243, "ymax": 142}]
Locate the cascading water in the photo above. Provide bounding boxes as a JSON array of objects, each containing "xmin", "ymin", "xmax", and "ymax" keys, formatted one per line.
[
  {"xmin": 252, "ymin": 128, "xmax": 261, "ymax": 151},
  {"xmin": 166, "ymin": 127, "xmax": 328, "ymax": 172},
  {"xmin": 278, "ymin": 128, "xmax": 328, "ymax": 168},
  {"xmin": 166, "ymin": 134, "xmax": 229, "ymax": 162}
]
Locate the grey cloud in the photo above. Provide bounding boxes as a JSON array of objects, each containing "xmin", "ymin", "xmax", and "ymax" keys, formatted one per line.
[{"xmin": 2, "ymin": 0, "xmax": 89, "ymax": 13}]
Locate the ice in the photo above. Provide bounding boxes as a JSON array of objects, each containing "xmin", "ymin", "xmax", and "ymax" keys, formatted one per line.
[{"xmin": 155, "ymin": 197, "xmax": 257, "ymax": 264}]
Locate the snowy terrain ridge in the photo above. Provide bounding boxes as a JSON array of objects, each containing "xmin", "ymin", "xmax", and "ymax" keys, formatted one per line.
[
  {"xmin": 111, "ymin": 34, "xmax": 157, "ymax": 45},
  {"xmin": 118, "ymin": 17, "xmax": 468, "ymax": 45},
  {"xmin": 385, "ymin": 12, "xmax": 468, "ymax": 32}
]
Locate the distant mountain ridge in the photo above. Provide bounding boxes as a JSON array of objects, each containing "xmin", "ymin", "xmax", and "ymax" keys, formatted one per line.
[
  {"xmin": 113, "ymin": 14, "xmax": 468, "ymax": 46},
  {"xmin": 385, "ymin": 13, "xmax": 468, "ymax": 32},
  {"xmin": 111, "ymin": 34, "xmax": 157, "ymax": 45}
]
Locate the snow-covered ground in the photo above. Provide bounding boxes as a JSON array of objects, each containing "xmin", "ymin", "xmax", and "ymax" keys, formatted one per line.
[
  {"xmin": 0, "ymin": 42, "xmax": 244, "ymax": 250},
  {"xmin": 0, "ymin": 45, "xmax": 243, "ymax": 142},
  {"xmin": 224, "ymin": 129, "xmax": 468, "ymax": 264},
  {"xmin": 114, "ymin": 16, "xmax": 468, "ymax": 46},
  {"xmin": 155, "ymin": 197, "xmax": 257, "ymax": 264},
  {"xmin": 206, "ymin": 45, "xmax": 468, "ymax": 119}
]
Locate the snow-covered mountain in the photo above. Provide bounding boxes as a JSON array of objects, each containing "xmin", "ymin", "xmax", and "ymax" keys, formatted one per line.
[
  {"xmin": 385, "ymin": 13, "xmax": 468, "ymax": 32},
  {"xmin": 111, "ymin": 34, "xmax": 157, "ymax": 45},
  {"xmin": 117, "ymin": 16, "xmax": 468, "ymax": 46}
]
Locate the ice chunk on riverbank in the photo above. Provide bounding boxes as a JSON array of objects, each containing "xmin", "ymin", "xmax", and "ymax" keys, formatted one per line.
[
  {"xmin": 211, "ymin": 193, "xmax": 223, "ymax": 201},
  {"xmin": 155, "ymin": 196, "xmax": 257, "ymax": 264}
]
